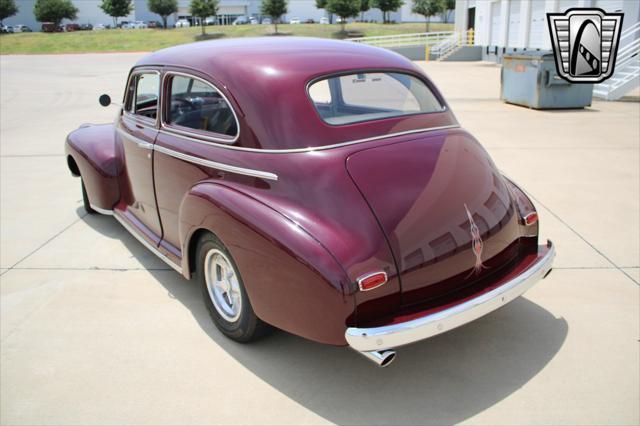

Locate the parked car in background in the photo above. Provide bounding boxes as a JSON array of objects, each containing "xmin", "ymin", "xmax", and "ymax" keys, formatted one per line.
[
  {"xmin": 12, "ymin": 25, "xmax": 33, "ymax": 32},
  {"xmin": 66, "ymin": 38, "xmax": 555, "ymax": 368},
  {"xmin": 118, "ymin": 21, "xmax": 130, "ymax": 28},
  {"xmin": 1, "ymin": 25, "xmax": 13, "ymax": 33},
  {"xmin": 249, "ymin": 17, "xmax": 258, "ymax": 25},
  {"xmin": 147, "ymin": 21, "xmax": 163, "ymax": 28},
  {"xmin": 261, "ymin": 17, "xmax": 272, "ymax": 25},
  {"xmin": 65, "ymin": 23, "xmax": 80, "ymax": 32},
  {"xmin": 79, "ymin": 23, "xmax": 93, "ymax": 31},
  {"xmin": 130, "ymin": 21, "xmax": 148, "ymax": 29},
  {"xmin": 175, "ymin": 19, "xmax": 190, "ymax": 28},
  {"xmin": 319, "ymin": 17, "xmax": 329, "ymax": 24},
  {"xmin": 41, "ymin": 22, "xmax": 63, "ymax": 32},
  {"xmin": 289, "ymin": 17, "xmax": 300, "ymax": 24},
  {"xmin": 204, "ymin": 17, "xmax": 216, "ymax": 26},
  {"xmin": 232, "ymin": 16, "xmax": 249, "ymax": 25},
  {"xmin": 304, "ymin": 18, "xmax": 315, "ymax": 24},
  {"xmin": 93, "ymin": 24, "xmax": 106, "ymax": 31}
]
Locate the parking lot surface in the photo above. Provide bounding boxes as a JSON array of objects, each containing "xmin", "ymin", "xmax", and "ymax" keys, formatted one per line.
[{"xmin": 1, "ymin": 54, "xmax": 638, "ymax": 425}]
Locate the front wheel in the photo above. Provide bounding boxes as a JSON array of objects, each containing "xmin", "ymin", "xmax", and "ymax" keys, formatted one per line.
[{"xmin": 195, "ymin": 233, "xmax": 271, "ymax": 342}]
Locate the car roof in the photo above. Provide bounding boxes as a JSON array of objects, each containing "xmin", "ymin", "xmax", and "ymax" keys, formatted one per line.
[{"xmin": 135, "ymin": 38, "xmax": 454, "ymax": 150}]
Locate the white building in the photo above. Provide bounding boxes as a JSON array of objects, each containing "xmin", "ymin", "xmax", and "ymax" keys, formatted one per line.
[{"xmin": 455, "ymin": 0, "xmax": 640, "ymax": 61}]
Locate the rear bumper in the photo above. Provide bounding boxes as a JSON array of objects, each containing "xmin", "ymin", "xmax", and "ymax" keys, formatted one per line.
[{"xmin": 345, "ymin": 240, "xmax": 555, "ymax": 352}]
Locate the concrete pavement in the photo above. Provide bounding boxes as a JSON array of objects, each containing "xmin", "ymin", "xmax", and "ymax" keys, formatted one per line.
[{"xmin": 1, "ymin": 54, "xmax": 638, "ymax": 425}]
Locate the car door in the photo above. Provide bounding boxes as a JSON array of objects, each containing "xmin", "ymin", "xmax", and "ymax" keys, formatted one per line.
[
  {"xmin": 153, "ymin": 71, "xmax": 240, "ymax": 265},
  {"xmin": 117, "ymin": 69, "xmax": 163, "ymax": 241}
]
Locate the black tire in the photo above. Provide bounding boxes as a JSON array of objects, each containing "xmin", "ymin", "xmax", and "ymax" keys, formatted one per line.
[
  {"xmin": 81, "ymin": 179, "xmax": 96, "ymax": 214},
  {"xmin": 195, "ymin": 232, "xmax": 271, "ymax": 342}
]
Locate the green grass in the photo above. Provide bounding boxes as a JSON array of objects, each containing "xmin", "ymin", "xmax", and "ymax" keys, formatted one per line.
[{"xmin": 0, "ymin": 22, "xmax": 453, "ymax": 54}]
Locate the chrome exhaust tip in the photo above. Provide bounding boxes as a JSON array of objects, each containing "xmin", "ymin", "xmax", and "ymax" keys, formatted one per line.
[{"xmin": 357, "ymin": 349, "xmax": 396, "ymax": 367}]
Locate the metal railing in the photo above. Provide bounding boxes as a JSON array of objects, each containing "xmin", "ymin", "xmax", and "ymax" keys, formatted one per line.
[
  {"xmin": 594, "ymin": 22, "xmax": 640, "ymax": 100},
  {"xmin": 350, "ymin": 31, "xmax": 456, "ymax": 48}
]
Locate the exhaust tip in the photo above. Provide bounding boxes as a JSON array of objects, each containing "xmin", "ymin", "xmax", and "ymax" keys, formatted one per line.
[{"xmin": 357, "ymin": 349, "xmax": 397, "ymax": 367}]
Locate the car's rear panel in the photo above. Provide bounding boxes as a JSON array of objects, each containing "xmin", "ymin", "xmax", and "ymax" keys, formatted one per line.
[{"xmin": 346, "ymin": 128, "xmax": 538, "ymax": 325}]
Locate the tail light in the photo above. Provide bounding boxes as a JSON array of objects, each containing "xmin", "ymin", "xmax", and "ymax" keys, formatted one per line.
[
  {"xmin": 357, "ymin": 271, "xmax": 387, "ymax": 291},
  {"xmin": 503, "ymin": 176, "xmax": 538, "ymax": 226},
  {"xmin": 523, "ymin": 212, "xmax": 538, "ymax": 226}
]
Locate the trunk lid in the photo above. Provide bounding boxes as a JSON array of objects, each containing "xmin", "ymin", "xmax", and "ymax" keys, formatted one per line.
[{"xmin": 346, "ymin": 129, "xmax": 522, "ymax": 307}]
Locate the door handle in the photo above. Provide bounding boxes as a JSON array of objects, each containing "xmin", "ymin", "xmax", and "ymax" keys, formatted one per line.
[{"xmin": 135, "ymin": 140, "xmax": 154, "ymax": 150}]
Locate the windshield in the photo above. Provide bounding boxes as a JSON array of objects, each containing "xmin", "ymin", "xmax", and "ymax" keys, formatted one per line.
[{"xmin": 308, "ymin": 72, "xmax": 444, "ymax": 126}]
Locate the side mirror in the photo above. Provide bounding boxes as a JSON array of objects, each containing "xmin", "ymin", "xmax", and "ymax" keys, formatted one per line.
[{"xmin": 98, "ymin": 94, "xmax": 111, "ymax": 107}]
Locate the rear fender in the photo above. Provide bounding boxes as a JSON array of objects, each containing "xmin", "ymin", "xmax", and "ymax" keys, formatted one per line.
[
  {"xmin": 179, "ymin": 182, "xmax": 354, "ymax": 345},
  {"xmin": 65, "ymin": 123, "xmax": 121, "ymax": 211}
]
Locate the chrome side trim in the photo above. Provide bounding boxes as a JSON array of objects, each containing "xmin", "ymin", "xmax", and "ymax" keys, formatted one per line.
[
  {"xmin": 113, "ymin": 212, "xmax": 183, "ymax": 273},
  {"xmin": 116, "ymin": 125, "xmax": 277, "ymax": 180},
  {"xmin": 157, "ymin": 124, "xmax": 460, "ymax": 154},
  {"xmin": 116, "ymin": 127, "xmax": 154, "ymax": 150},
  {"xmin": 345, "ymin": 241, "xmax": 556, "ymax": 352},
  {"xmin": 154, "ymin": 144, "xmax": 278, "ymax": 181},
  {"xmin": 89, "ymin": 204, "xmax": 114, "ymax": 216},
  {"xmin": 160, "ymin": 71, "xmax": 240, "ymax": 144}
]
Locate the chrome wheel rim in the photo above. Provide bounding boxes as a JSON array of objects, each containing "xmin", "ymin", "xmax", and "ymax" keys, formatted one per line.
[{"xmin": 204, "ymin": 249, "xmax": 243, "ymax": 322}]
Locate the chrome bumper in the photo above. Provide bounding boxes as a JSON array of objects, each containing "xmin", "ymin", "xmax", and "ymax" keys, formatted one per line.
[{"xmin": 345, "ymin": 240, "xmax": 556, "ymax": 352}]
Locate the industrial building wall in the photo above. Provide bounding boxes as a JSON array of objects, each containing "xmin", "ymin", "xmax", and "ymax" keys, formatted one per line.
[{"xmin": 455, "ymin": 0, "xmax": 640, "ymax": 63}]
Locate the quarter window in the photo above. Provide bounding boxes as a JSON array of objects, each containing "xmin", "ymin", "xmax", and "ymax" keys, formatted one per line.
[
  {"xmin": 126, "ymin": 72, "xmax": 159, "ymax": 121},
  {"xmin": 308, "ymin": 72, "xmax": 444, "ymax": 125},
  {"xmin": 165, "ymin": 75, "xmax": 238, "ymax": 139}
]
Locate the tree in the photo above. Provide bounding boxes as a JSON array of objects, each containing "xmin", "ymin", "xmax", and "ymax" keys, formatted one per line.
[
  {"xmin": 33, "ymin": 0, "xmax": 77, "ymax": 27},
  {"xmin": 315, "ymin": 0, "xmax": 333, "ymax": 24},
  {"xmin": 372, "ymin": 0, "xmax": 402, "ymax": 23},
  {"xmin": 148, "ymin": 0, "xmax": 177, "ymax": 29},
  {"xmin": 411, "ymin": 0, "xmax": 443, "ymax": 31},
  {"xmin": 358, "ymin": 0, "xmax": 369, "ymax": 21},
  {"xmin": 0, "ymin": 0, "xmax": 18, "ymax": 26},
  {"xmin": 442, "ymin": 0, "xmax": 454, "ymax": 23},
  {"xmin": 261, "ymin": 0, "xmax": 287, "ymax": 34},
  {"xmin": 326, "ymin": 0, "xmax": 358, "ymax": 32},
  {"xmin": 99, "ymin": 0, "xmax": 132, "ymax": 28},
  {"xmin": 190, "ymin": 0, "xmax": 218, "ymax": 35}
]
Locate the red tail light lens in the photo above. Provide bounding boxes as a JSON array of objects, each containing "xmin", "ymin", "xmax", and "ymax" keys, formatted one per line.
[
  {"xmin": 523, "ymin": 212, "xmax": 538, "ymax": 226},
  {"xmin": 357, "ymin": 272, "xmax": 388, "ymax": 291}
]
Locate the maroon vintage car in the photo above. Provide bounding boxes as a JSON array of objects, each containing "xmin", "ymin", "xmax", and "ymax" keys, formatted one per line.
[{"xmin": 65, "ymin": 38, "xmax": 555, "ymax": 367}]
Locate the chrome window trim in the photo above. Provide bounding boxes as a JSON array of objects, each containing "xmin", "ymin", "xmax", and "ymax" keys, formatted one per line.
[
  {"xmin": 158, "ymin": 124, "xmax": 460, "ymax": 154},
  {"xmin": 124, "ymin": 68, "xmax": 162, "ymax": 127},
  {"xmin": 161, "ymin": 71, "xmax": 240, "ymax": 144},
  {"xmin": 154, "ymin": 144, "xmax": 278, "ymax": 181},
  {"xmin": 114, "ymin": 212, "xmax": 183, "ymax": 273}
]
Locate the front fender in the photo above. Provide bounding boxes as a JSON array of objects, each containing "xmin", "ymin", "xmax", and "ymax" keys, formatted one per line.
[
  {"xmin": 179, "ymin": 182, "xmax": 354, "ymax": 346},
  {"xmin": 65, "ymin": 123, "xmax": 121, "ymax": 211}
]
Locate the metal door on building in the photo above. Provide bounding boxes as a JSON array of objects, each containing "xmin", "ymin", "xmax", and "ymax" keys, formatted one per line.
[
  {"xmin": 490, "ymin": 0, "xmax": 501, "ymax": 46},
  {"xmin": 528, "ymin": 0, "xmax": 546, "ymax": 48},
  {"xmin": 508, "ymin": 0, "xmax": 521, "ymax": 47}
]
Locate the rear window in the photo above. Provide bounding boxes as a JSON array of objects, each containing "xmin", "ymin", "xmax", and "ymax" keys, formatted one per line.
[{"xmin": 308, "ymin": 72, "xmax": 444, "ymax": 125}]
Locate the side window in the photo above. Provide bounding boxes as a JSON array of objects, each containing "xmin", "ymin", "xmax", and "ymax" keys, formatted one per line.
[
  {"xmin": 165, "ymin": 75, "xmax": 238, "ymax": 139},
  {"xmin": 125, "ymin": 72, "xmax": 159, "ymax": 121}
]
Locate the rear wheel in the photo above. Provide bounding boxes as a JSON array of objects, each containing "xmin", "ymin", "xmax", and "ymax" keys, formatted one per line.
[
  {"xmin": 195, "ymin": 233, "xmax": 270, "ymax": 342},
  {"xmin": 81, "ymin": 179, "xmax": 96, "ymax": 214}
]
